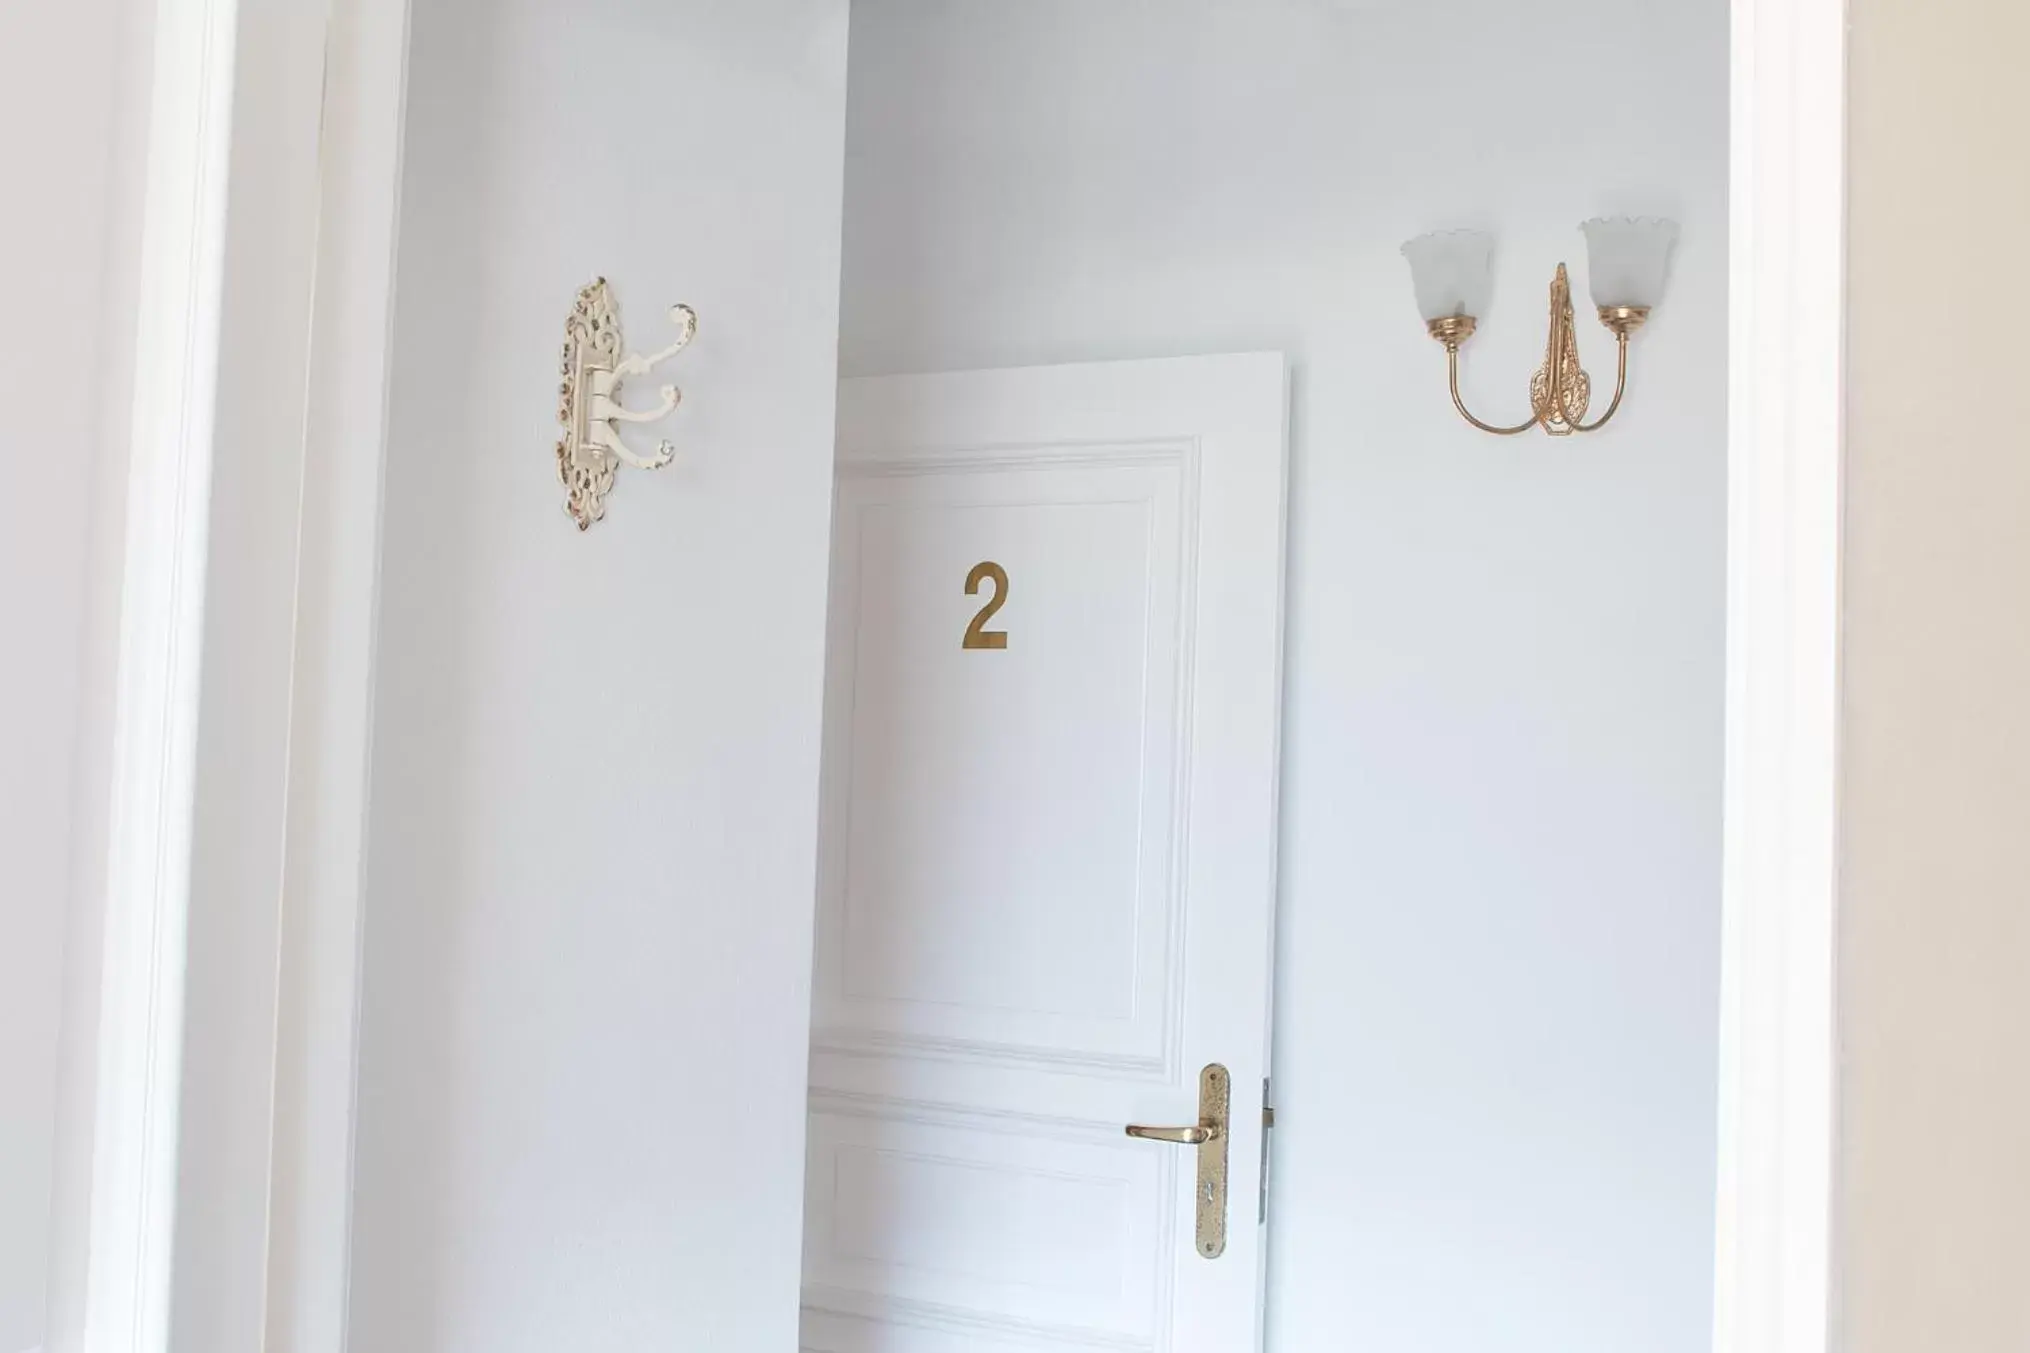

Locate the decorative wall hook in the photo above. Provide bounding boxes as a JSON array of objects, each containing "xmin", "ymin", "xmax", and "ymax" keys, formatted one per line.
[
  {"xmin": 555, "ymin": 278, "xmax": 698, "ymax": 530},
  {"xmin": 1401, "ymin": 218, "xmax": 1678, "ymax": 437}
]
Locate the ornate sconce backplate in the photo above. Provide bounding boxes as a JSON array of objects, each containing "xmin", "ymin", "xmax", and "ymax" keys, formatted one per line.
[{"xmin": 555, "ymin": 278, "xmax": 698, "ymax": 530}]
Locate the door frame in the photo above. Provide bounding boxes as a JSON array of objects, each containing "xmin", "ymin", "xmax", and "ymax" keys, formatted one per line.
[
  {"xmin": 52, "ymin": 0, "xmax": 1845, "ymax": 1350},
  {"xmin": 1711, "ymin": 1, "xmax": 1847, "ymax": 1348}
]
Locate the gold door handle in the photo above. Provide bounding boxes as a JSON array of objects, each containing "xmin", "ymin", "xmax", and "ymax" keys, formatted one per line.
[
  {"xmin": 1123, "ymin": 1063, "xmax": 1231, "ymax": 1258},
  {"xmin": 1125, "ymin": 1123, "xmax": 1217, "ymax": 1145}
]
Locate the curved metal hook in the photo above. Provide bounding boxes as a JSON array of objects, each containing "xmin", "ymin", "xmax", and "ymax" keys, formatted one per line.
[
  {"xmin": 607, "ymin": 383, "xmax": 682, "ymax": 424},
  {"xmin": 615, "ymin": 304, "xmax": 699, "ymax": 378}
]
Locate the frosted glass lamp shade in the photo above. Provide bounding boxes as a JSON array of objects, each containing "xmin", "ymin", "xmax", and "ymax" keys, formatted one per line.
[
  {"xmin": 1401, "ymin": 229, "xmax": 1495, "ymax": 322},
  {"xmin": 1579, "ymin": 216, "xmax": 1679, "ymax": 309}
]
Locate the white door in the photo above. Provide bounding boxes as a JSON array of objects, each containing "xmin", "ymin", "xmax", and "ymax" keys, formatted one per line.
[{"xmin": 801, "ymin": 355, "xmax": 1289, "ymax": 1353}]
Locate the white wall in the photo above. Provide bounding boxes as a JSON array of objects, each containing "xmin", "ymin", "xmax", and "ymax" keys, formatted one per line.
[
  {"xmin": 345, "ymin": 3, "xmax": 849, "ymax": 1351},
  {"xmin": 0, "ymin": 0, "xmax": 141, "ymax": 1347},
  {"xmin": 1840, "ymin": 0, "xmax": 2030, "ymax": 1346},
  {"xmin": 838, "ymin": 4, "xmax": 1726, "ymax": 1352}
]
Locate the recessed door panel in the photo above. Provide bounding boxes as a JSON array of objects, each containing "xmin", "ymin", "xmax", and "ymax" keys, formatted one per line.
[
  {"xmin": 803, "ymin": 1105, "xmax": 1171, "ymax": 1344},
  {"xmin": 818, "ymin": 457, "xmax": 1188, "ymax": 1073}
]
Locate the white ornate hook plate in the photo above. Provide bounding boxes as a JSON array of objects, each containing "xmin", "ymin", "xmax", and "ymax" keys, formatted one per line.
[{"xmin": 555, "ymin": 278, "xmax": 698, "ymax": 530}]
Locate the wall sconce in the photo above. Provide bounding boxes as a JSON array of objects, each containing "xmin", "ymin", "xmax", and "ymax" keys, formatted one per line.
[
  {"xmin": 1401, "ymin": 217, "xmax": 1677, "ymax": 436},
  {"xmin": 555, "ymin": 278, "xmax": 698, "ymax": 530}
]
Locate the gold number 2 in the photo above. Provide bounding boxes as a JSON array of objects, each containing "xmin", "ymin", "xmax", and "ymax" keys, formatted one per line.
[{"xmin": 962, "ymin": 561, "xmax": 1009, "ymax": 650}]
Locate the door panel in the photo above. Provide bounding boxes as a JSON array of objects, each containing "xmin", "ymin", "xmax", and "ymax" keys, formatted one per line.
[
  {"xmin": 819, "ymin": 454, "xmax": 1187, "ymax": 1072},
  {"xmin": 805, "ymin": 356, "xmax": 1289, "ymax": 1353},
  {"xmin": 804, "ymin": 1109, "xmax": 1168, "ymax": 1338}
]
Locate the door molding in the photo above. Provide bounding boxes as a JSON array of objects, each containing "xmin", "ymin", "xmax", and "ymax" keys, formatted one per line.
[
  {"xmin": 258, "ymin": 3, "xmax": 413, "ymax": 1352},
  {"xmin": 54, "ymin": 0, "xmax": 246, "ymax": 1348},
  {"xmin": 58, "ymin": 0, "xmax": 1845, "ymax": 1349},
  {"xmin": 44, "ymin": 1, "xmax": 410, "ymax": 1351},
  {"xmin": 1711, "ymin": 1, "xmax": 1848, "ymax": 1351}
]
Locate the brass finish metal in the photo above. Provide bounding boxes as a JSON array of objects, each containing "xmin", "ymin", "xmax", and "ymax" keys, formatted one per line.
[
  {"xmin": 1598, "ymin": 304, "xmax": 1650, "ymax": 337},
  {"xmin": 1192, "ymin": 1063, "xmax": 1231, "ymax": 1258},
  {"xmin": 1426, "ymin": 262, "xmax": 1641, "ymax": 437},
  {"xmin": 1424, "ymin": 315, "xmax": 1478, "ymax": 349},
  {"xmin": 1125, "ymin": 1062, "xmax": 1232, "ymax": 1259},
  {"xmin": 1125, "ymin": 1124, "xmax": 1214, "ymax": 1145},
  {"xmin": 1446, "ymin": 346, "xmax": 1539, "ymax": 436},
  {"xmin": 1529, "ymin": 264, "xmax": 1590, "ymax": 434},
  {"xmin": 962, "ymin": 561, "xmax": 1010, "ymax": 649},
  {"xmin": 1566, "ymin": 335, "xmax": 1630, "ymax": 432}
]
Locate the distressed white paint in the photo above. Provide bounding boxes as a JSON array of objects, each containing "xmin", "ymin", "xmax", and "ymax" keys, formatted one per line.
[
  {"xmin": 837, "ymin": 4, "xmax": 1728, "ymax": 1351},
  {"xmin": 806, "ymin": 357, "xmax": 1287, "ymax": 1353},
  {"xmin": 341, "ymin": 3, "xmax": 851, "ymax": 1351}
]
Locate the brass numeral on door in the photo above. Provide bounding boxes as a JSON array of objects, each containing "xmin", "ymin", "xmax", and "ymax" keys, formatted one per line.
[{"xmin": 962, "ymin": 561, "xmax": 1009, "ymax": 649}]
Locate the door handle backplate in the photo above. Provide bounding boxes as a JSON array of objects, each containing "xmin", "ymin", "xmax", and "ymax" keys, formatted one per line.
[{"xmin": 1124, "ymin": 1062, "xmax": 1231, "ymax": 1258}]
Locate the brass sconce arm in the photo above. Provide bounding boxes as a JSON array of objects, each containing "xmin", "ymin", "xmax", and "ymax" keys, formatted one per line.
[
  {"xmin": 1423, "ymin": 266, "xmax": 1651, "ymax": 439},
  {"xmin": 1559, "ymin": 330, "xmax": 1630, "ymax": 433},
  {"xmin": 1441, "ymin": 337, "xmax": 1541, "ymax": 436}
]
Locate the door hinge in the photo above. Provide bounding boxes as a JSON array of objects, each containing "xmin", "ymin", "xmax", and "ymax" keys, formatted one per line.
[{"xmin": 1258, "ymin": 1078, "xmax": 1276, "ymax": 1225}]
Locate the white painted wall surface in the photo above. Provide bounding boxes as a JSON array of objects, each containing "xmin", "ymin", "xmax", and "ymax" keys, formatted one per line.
[
  {"xmin": 0, "ymin": 0, "xmax": 138, "ymax": 1347},
  {"xmin": 839, "ymin": 5, "xmax": 1726, "ymax": 1352},
  {"xmin": 1841, "ymin": 0, "xmax": 2030, "ymax": 1346},
  {"xmin": 346, "ymin": 3, "xmax": 849, "ymax": 1351}
]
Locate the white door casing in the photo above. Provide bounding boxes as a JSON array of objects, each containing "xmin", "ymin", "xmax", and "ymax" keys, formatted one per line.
[{"xmin": 803, "ymin": 356, "xmax": 1290, "ymax": 1353}]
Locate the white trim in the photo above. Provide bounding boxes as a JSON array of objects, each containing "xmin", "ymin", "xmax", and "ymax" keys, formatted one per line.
[
  {"xmin": 42, "ymin": 0, "xmax": 161, "ymax": 1343},
  {"xmin": 81, "ymin": 0, "xmax": 239, "ymax": 1348},
  {"xmin": 164, "ymin": 0, "xmax": 331, "ymax": 1346},
  {"xmin": 60, "ymin": 0, "xmax": 399, "ymax": 1350},
  {"xmin": 1712, "ymin": 1, "xmax": 1847, "ymax": 1352},
  {"xmin": 263, "ymin": 2, "xmax": 412, "ymax": 1350}
]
